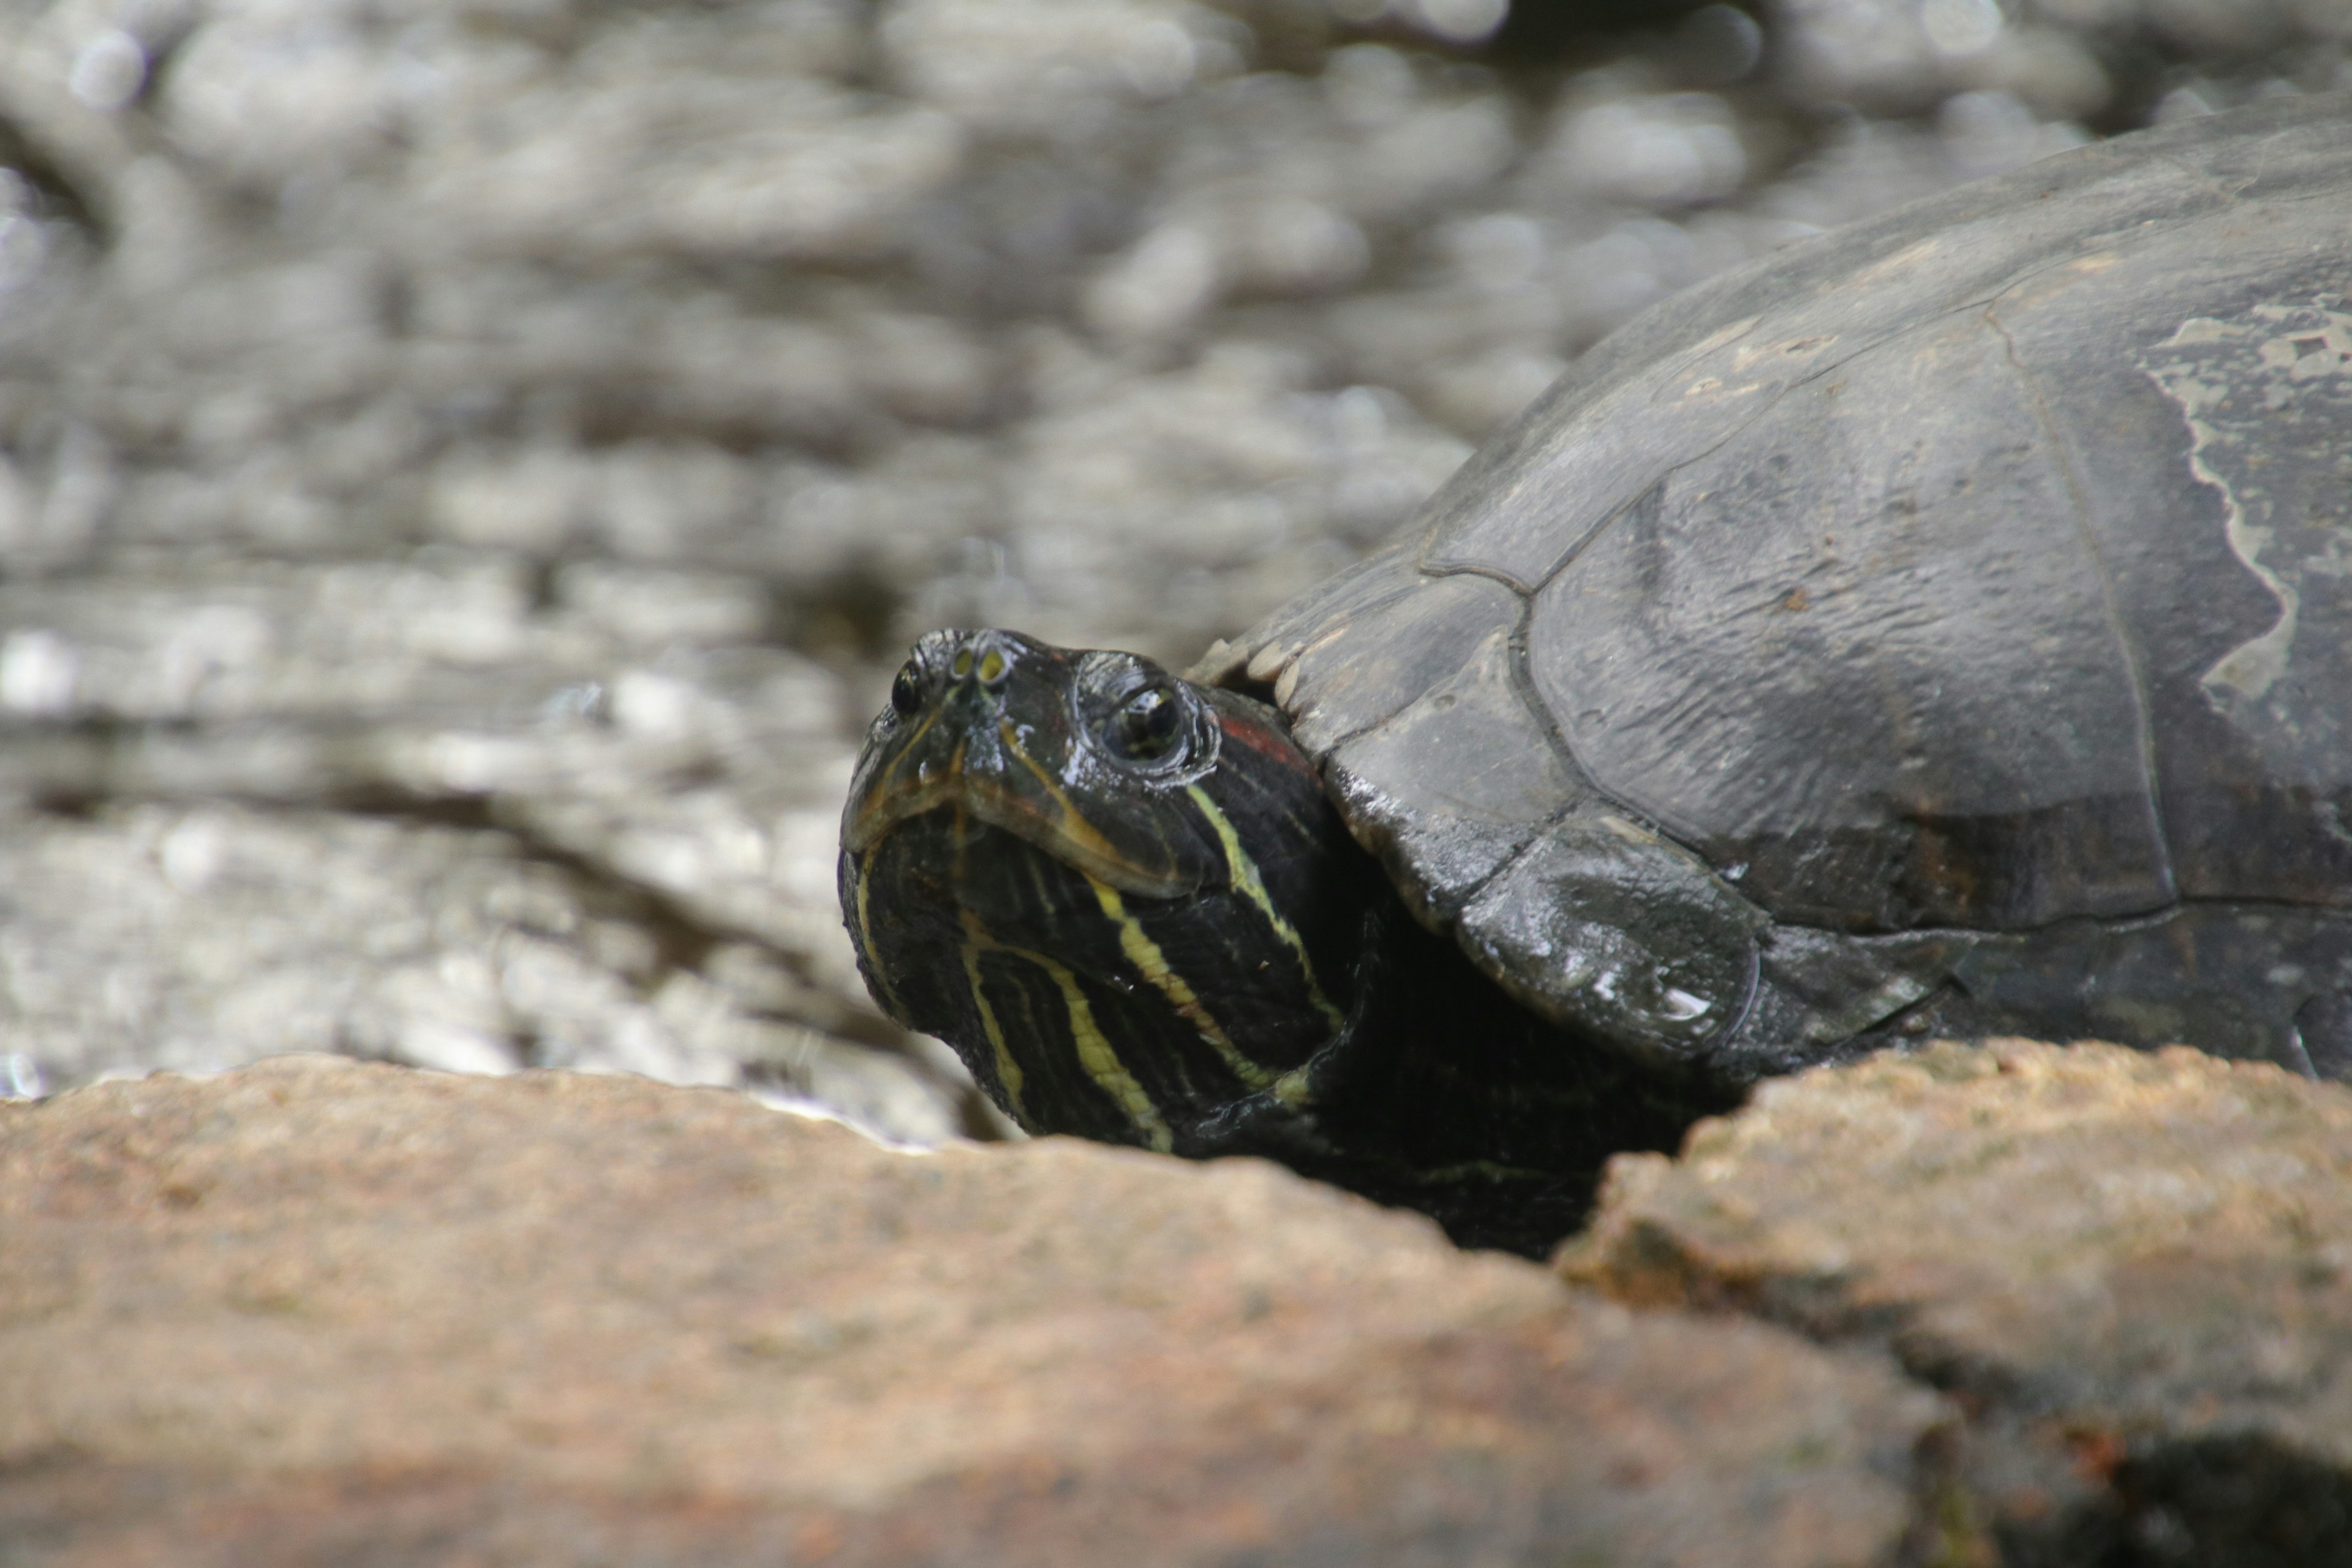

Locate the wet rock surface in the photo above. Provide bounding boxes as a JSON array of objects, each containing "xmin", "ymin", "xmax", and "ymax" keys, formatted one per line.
[
  {"xmin": 0, "ymin": 1055, "xmax": 1953, "ymax": 1567},
  {"xmin": 1571, "ymin": 1039, "xmax": 2352, "ymax": 1567},
  {"xmin": 3, "ymin": 0, "xmax": 2348, "ymax": 1123}
]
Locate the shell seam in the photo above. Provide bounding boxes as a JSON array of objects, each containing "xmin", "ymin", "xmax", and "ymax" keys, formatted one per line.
[{"xmin": 1981, "ymin": 298, "xmax": 2178, "ymax": 904}]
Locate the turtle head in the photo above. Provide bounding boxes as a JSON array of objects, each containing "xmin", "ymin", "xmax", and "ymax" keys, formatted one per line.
[
  {"xmin": 842, "ymin": 628, "xmax": 1232, "ymax": 902},
  {"xmin": 839, "ymin": 628, "xmax": 1374, "ymax": 1154}
]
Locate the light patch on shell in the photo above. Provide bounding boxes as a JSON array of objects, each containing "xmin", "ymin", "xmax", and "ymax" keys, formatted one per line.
[
  {"xmin": 2142, "ymin": 300, "xmax": 2352, "ymax": 720},
  {"xmin": 1659, "ymin": 987, "xmax": 1711, "ymax": 1021},
  {"xmin": 1678, "ymin": 322, "xmax": 1833, "ymax": 406},
  {"xmin": 1852, "ymin": 237, "xmax": 1942, "ymax": 288},
  {"xmin": 1727, "ymin": 330, "xmax": 1836, "ymax": 377}
]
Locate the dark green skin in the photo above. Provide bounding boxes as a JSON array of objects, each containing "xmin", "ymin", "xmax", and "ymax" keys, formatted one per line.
[{"xmin": 840, "ymin": 628, "xmax": 1721, "ymax": 1256}]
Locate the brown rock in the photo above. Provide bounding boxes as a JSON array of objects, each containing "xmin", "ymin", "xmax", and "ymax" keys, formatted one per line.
[
  {"xmin": 0, "ymin": 1056, "xmax": 1949, "ymax": 1566},
  {"xmin": 1570, "ymin": 1039, "xmax": 2352, "ymax": 1565}
]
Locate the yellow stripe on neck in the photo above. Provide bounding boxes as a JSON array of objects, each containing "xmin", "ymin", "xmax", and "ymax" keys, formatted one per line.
[
  {"xmin": 1185, "ymin": 784, "xmax": 1348, "ymax": 1038},
  {"xmin": 1036, "ymin": 951, "xmax": 1174, "ymax": 1154},
  {"xmin": 1085, "ymin": 872, "xmax": 1273, "ymax": 1090},
  {"xmin": 958, "ymin": 911, "xmax": 1027, "ymax": 1122},
  {"xmin": 961, "ymin": 910, "xmax": 1174, "ymax": 1154}
]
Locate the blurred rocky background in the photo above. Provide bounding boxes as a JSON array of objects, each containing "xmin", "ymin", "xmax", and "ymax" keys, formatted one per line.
[{"xmin": 1, "ymin": 0, "xmax": 2348, "ymax": 1134}]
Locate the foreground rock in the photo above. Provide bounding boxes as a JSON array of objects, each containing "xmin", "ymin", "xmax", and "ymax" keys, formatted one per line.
[
  {"xmin": 1572, "ymin": 1039, "xmax": 2352, "ymax": 1566},
  {"xmin": 12, "ymin": 1034, "xmax": 2347, "ymax": 1564},
  {"xmin": 0, "ymin": 1056, "xmax": 1948, "ymax": 1567}
]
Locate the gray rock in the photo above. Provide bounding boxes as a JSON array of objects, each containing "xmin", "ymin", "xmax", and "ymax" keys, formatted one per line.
[
  {"xmin": 0, "ymin": 801, "xmax": 963, "ymax": 1140},
  {"xmin": 1771, "ymin": 0, "xmax": 2352, "ymax": 118}
]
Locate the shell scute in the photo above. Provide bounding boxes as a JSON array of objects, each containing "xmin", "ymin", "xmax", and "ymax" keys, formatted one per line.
[
  {"xmin": 1275, "ymin": 571, "xmax": 1521, "ymax": 765},
  {"xmin": 1325, "ymin": 625, "xmax": 1600, "ymax": 927}
]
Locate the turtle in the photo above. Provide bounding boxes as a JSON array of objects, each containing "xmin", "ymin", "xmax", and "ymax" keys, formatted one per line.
[{"xmin": 840, "ymin": 94, "xmax": 2352, "ymax": 1257}]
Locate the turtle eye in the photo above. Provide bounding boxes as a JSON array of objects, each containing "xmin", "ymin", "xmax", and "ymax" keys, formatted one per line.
[
  {"xmin": 889, "ymin": 660, "xmax": 924, "ymax": 718},
  {"xmin": 1104, "ymin": 684, "xmax": 1183, "ymax": 763}
]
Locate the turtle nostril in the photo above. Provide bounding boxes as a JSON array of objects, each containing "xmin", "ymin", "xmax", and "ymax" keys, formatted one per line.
[{"xmin": 945, "ymin": 637, "xmax": 1015, "ymax": 696}]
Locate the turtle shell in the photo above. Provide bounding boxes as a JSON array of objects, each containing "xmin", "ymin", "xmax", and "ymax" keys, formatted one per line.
[{"xmin": 1204, "ymin": 93, "xmax": 2352, "ymax": 1085}]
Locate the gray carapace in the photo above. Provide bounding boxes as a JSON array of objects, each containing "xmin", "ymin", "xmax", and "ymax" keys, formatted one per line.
[{"xmin": 1199, "ymin": 90, "xmax": 2352, "ymax": 1086}]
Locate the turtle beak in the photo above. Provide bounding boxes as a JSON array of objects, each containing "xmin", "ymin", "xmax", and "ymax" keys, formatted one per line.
[{"xmin": 843, "ymin": 631, "xmax": 1210, "ymax": 899}]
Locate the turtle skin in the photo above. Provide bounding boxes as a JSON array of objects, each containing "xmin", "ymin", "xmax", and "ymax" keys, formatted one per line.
[{"xmin": 1195, "ymin": 91, "xmax": 2352, "ymax": 1090}]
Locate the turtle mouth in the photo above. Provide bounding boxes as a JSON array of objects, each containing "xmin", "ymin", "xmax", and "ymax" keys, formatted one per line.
[{"xmin": 845, "ymin": 723, "xmax": 1205, "ymax": 900}]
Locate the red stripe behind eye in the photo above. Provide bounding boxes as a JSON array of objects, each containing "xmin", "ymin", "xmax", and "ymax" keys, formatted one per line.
[{"xmin": 1219, "ymin": 710, "xmax": 1317, "ymax": 775}]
